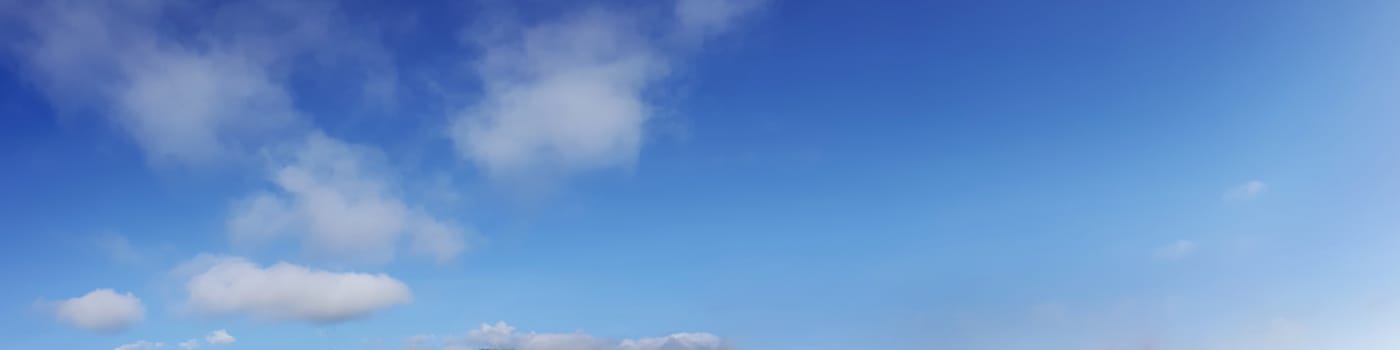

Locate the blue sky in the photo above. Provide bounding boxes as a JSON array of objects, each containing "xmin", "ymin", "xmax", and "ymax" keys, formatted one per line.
[{"xmin": 2, "ymin": 0, "xmax": 1400, "ymax": 349}]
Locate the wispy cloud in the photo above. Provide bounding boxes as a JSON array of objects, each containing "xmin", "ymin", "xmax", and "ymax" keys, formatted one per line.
[
  {"xmin": 1224, "ymin": 180, "xmax": 1268, "ymax": 201},
  {"xmin": 114, "ymin": 340, "xmax": 164, "ymax": 350},
  {"xmin": 1155, "ymin": 239, "xmax": 1198, "ymax": 260},
  {"xmin": 93, "ymin": 233, "xmax": 142, "ymax": 264},
  {"xmin": 430, "ymin": 322, "xmax": 730, "ymax": 350}
]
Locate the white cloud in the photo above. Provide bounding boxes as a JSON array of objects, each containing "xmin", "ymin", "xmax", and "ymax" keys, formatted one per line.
[
  {"xmin": 115, "ymin": 340, "xmax": 164, "ymax": 350},
  {"xmin": 9, "ymin": 0, "xmax": 396, "ymax": 166},
  {"xmin": 180, "ymin": 255, "xmax": 412, "ymax": 323},
  {"xmin": 445, "ymin": 322, "xmax": 730, "ymax": 350},
  {"xmin": 204, "ymin": 329, "xmax": 236, "ymax": 345},
  {"xmin": 618, "ymin": 333, "xmax": 728, "ymax": 350},
  {"xmin": 11, "ymin": 0, "xmax": 302, "ymax": 165},
  {"xmin": 450, "ymin": 1, "xmax": 760, "ymax": 186},
  {"xmin": 1156, "ymin": 239, "xmax": 1198, "ymax": 260},
  {"xmin": 1224, "ymin": 180, "xmax": 1268, "ymax": 201},
  {"xmin": 227, "ymin": 133, "xmax": 468, "ymax": 264},
  {"xmin": 51, "ymin": 289, "xmax": 146, "ymax": 333},
  {"xmin": 178, "ymin": 339, "xmax": 199, "ymax": 350},
  {"xmin": 143, "ymin": 329, "xmax": 233, "ymax": 350}
]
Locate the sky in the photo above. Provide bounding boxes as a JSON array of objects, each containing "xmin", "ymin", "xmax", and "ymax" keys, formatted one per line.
[{"xmin": 1, "ymin": 0, "xmax": 1400, "ymax": 349}]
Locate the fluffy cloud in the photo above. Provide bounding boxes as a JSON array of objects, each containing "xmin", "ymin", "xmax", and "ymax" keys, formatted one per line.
[
  {"xmin": 451, "ymin": 1, "xmax": 760, "ymax": 185},
  {"xmin": 9, "ymin": 0, "xmax": 302, "ymax": 165},
  {"xmin": 178, "ymin": 339, "xmax": 199, "ymax": 350},
  {"xmin": 1224, "ymin": 180, "xmax": 1268, "ymax": 201},
  {"xmin": 204, "ymin": 329, "xmax": 236, "ymax": 345},
  {"xmin": 442, "ymin": 322, "xmax": 730, "ymax": 350},
  {"xmin": 115, "ymin": 340, "xmax": 164, "ymax": 350},
  {"xmin": 7, "ymin": 0, "xmax": 396, "ymax": 166},
  {"xmin": 227, "ymin": 133, "xmax": 468, "ymax": 264},
  {"xmin": 51, "ymin": 289, "xmax": 146, "ymax": 333},
  {"xmin": 180, "ymin": 255, "xmax": 411, "ymax": 323}
]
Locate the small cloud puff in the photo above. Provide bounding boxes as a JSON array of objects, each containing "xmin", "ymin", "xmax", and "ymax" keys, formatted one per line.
[
  {"xmin": 204, "ymin": 329, "xmax": 236, "ymax": 345},
  {"xmin": 48, "ymin": 288, "xmax": 146, "ymax": 333},
  {"xmin": 179, "ymin": 255, "xmax": 412, "ymax": 324}
]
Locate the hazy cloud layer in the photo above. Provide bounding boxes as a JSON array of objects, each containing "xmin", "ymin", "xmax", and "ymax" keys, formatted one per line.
[
  {"xmin": 141, "ymin": 329, "xmax": 235, "ymax": 350},
  {"xmin": 50, "ymin": 289, "xmax": 146, "ymax": 333},
  {"xmin": 114, "ymin": 340, "xmax": 164, "ymax": 350},
  {"xmin": 1155, "ymin": 239, "xmax": 1198, "ymax": 260},
  {"xmin": 1224, "ymin": 180, "xmax": 1268, "ymax": 201},
  {"xmin": 227, "ymin": 133, "xmax": 468, "ymax": 264},
  {"xmin": 180, "ymin": 255, "xmax": 412, "ymax": 323},
  {"xmin": 433, "ymin": 322, "xmax": 730, "ymax": 350}
]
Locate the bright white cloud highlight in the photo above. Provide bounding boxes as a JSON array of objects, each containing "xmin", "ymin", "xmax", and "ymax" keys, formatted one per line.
[
  {"xmin": 115, "ymin": 340, "xmax": 164, "ymax": 350},
  {"xmin": 204, "ymin": 329, "xmax": 235, "ymax": 345},
  {"xmin": 1225, "ymin": 180, "xmax": 1268, "ymax": 201},
  {"xmin": 227, "ymin": 133, "xmax": 468, "ymax": 264},
  {"xmin": 51, "ymin": 289, "xmax": 146, "ymax": 333},
  {"xmin": 447, "ymin": 322, "xmax": 730, "ymax": 350},
  {"xmin": 451, "ymin": 1, "xmax": 759, "ymax": 185},
  {"xmin": 180, "ymin": 255, "xmax": 412, "ymax": 323}
]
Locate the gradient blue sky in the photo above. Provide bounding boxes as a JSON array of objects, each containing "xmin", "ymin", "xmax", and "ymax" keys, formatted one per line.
[{"xmin": 3, "ymin": 0, "xmax": 1400, "ymax": 349}]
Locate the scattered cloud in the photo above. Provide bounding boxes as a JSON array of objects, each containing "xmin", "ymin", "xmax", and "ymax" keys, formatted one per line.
[
  {"xmin": 438, "ymin": 322, "xmax": 730, "ymax": 350},
  {"xmin": 8, "ymin": 0, "xmax": 303, "ymax": 165},
  {"xmin": 1156, "ymin": 240, "xmax": 1198, "ymax": 260},
  {"xmin": 1224, "ymin": 180, "xmax": 1268, "ymax": 201},
  {"xmin": 115, "ymin": 340, "xmax": 164, "ymax": 350},
  {"xmin": 204, "ymin": 329, "xmax": 236, "ymax": 345},
  {"xmin": 179, "ymin": 255, "xmax": 412, "ymax": 323},
  {"xmin": 227, "ymin": 133, "xmax": 468, "ymax": 264},
  {"xmin": 406, "ymin": 334, "xmax": 437, "ymax": 350},
  {"xmin": 138, "ymin": 329, "xmax": 233, "ymax": 350},
  {"xmin": 49, "ymin": 289, "xmax": 146, "ymax": 333},
  {"xmin": 7, "ymin": 0, "xmax": 399, "ymax": 166},
  {"xmin": 450, "ymin": 1, "xmax": 761, "ymax": 187}
]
